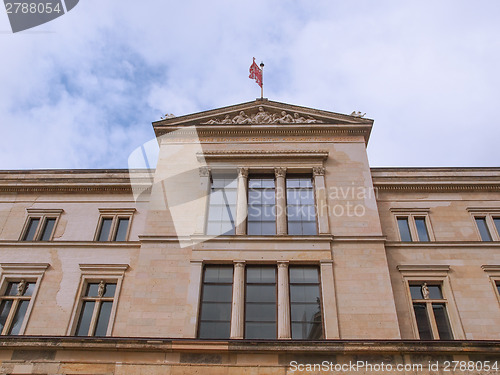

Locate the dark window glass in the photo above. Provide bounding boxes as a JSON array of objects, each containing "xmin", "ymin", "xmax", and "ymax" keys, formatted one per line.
[
  {"xmin": 433, "ymin": 304, "xmax": 453, "ymax": 340},
  {"xmin": 475, "ymin": 217, "xmax": 492, "ymax": 241},
  {"xmin": 410, "ymin": 285, "xmax": 423, "ymax": 299},
  {"xmin": 103, "ymin": 283, "xmax": 116, "ymax": 298},
  {"xmin": 98, "ymin": 218, "xmax": 113, "ymax": 241},
  {"xmin": 23, "ymin": 218, "xmax": 40, "ymax": 241},
  {"xmin": 287, "ymin": 177, "xmax": 316, "ymax": 235},
  {"xmin": 0, "ymin": 300, "xmax": 13, "ymax": 333},
  {"xmin": 206, "ymin": 175, "xmax": 237, "ymax": 236},
  {"xmin": 75, "ymin": 301, "xmax": 95, "ymax": 336},
  {"xmin": 397, "ymin": 218, "xmax": 412, "ymax": 241},
  {"xmin": 415, "ymin": 217, "xmax": 430, "ymax": 242},
  {"xmin": 245, "ymin": 266, "xmax": 276, "ymax": 339},
  {"xmin": 113, "ymin": 218, "xmax": 129, "ymax": 241},
  {"xmin": 8, "ymin": 300, "xmax": 29, "ymax": 335},
  {"xmin": 5, "ymin": 282, "xmax": 20, "ymax": 296},
  {"xmin": 494, "ymin": 218, "xmax": 500, "ymax": 237},
  {"xmin": 427, "ymin": 285, "xmax": 443, "ymax": 299},
  {"xmin": 497, "ymin": 282, "xmax": 500, "ymax": 296},
  {"xmin": 198, "ymin": 265, "xmax": 233, "ymax": 339},
  {"xmin": 87, "ymin": 283, "xmax": 100, "ymax": 297},
  {"xmin": 40, "ymin": 218, "xmax": 56, "ymax": 241},
  {"xmin": 413, "ymin": 304, "xmax": 432, "ymax": 340},
  {"xmin": 95, "ymin": 301, "xmax": 113, "ymax": 336},
  {"xmin": 289, "ymin": 266, "xmax": 322, "ymax": 339},
  {"xmin": 247, "ymin": 177, "xmax": 276, "ymax": 235}
]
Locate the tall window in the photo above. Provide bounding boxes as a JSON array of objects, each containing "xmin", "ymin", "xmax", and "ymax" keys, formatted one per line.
[
  {"xmin": 475, "ymin": 217, "xmax": 492, "ymax": 241},
  {"xmin": 245, "ymin": 266, "xmax": 277, "ymax": 339},
  {"xmin": 206, "ymin": 175, "xmax": 237, "ymax": 235},
  {"xmin": 198, "ymin": 265, "xmax": 233, "ymax": 339},
  {"xmin": 21, "ymin": 210, "xmax": 62, "ymax": 241},
  {"xmin": 0, "ymin": 280, "xmax": 35, "ymax": 335},
  {"xmin": 247, "ymin": 177, "xmax": 276, "ymax": 235},
  {"xmin": 395, "ymin": 214, "xmax": 432, "ymax": 242},
  {"xmin": 410, "ymin": 282, "xmax": 453, "ymax": 340},
  {"xmin": 289, "ymin": 266, "xmax": 322, "ymax": 339},
  {"xmin": 75, "ymin": 281, "xmax": 117, "ymax": 336},
  {"xmin": 286, "ymin": 177, "xmax": 317, "ymax": 235},
  {"xmin": 95, "ymin": 209, "xmax": 134, "ymax": 241}
]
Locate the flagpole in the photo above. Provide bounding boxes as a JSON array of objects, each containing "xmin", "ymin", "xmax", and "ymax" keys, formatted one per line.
[{"xmin": 260, "ymin": 61, "xmax": 264, "ymax": 99}]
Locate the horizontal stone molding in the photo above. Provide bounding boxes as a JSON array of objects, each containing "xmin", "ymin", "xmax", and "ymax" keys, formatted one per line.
[{"xmin": 197, "ymin": 150, "xmax": 329, "ymax": 161}]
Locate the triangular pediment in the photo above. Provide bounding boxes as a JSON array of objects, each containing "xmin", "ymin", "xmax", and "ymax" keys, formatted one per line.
[{"xmin": 153, "ymin": 99, "xmax": 372, "ymax": 127}]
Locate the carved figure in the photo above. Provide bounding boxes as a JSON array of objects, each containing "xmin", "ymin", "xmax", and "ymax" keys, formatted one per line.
[
  {"xmin": 98, "ymin": 280, "xmax": 106, "ymax": 298},
  {"xmin": 253, "ymin": 106, "xmax": 272, "ymax": 123},
  {"xmin": 17, "ymin": 280, "xmax": 26, "ymax": 296},
  {"xmin": 350, "ymin": 111, "xmax": 366, "ymax": 118},
  {"xmin": 422, "ymin": 283, "xmax": 430, "ymax": 299},
  {"xmin": 232, "ymin": 111, "xmax": 253, "ymax": 124},
  {"xmin": 220, "ymin": 115, "xmax": 233, "ymax": 124},
  {"xmin": 276, "ymin": 111, "xmax": 294, "ymax": 124}
]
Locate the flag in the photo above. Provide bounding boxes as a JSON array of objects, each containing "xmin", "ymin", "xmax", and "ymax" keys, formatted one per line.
[{"xmin": 249, "ymin": 57, "xmax": 263, "ymax": 88}]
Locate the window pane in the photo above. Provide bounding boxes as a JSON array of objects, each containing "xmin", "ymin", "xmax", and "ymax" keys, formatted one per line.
[
  {"xmin": 5, "ymin": 282, "xmax": 20, "ymax": 296},
  {"xmin": 246, "ymin": 285, "xmax": 276, "ymax": 303},
  {"xmin": 290, "ymin": 285, "xmax": 321, "ymax": 303},
  {"xmin": 200, "ymin": 302, "xmax": 232, "ymax": 321},
  {"xmin": 494, "ymin": 218, "xmax": 500, "ymax": 237},
  {"xmin": 8, "ymin": 300, "xmax": 29, "ymax": 335},
  {"xmin": 286, "ymin": 177, "xmax": 316, "ymax": 236},
  {"xmin": 302, "ymin": 222, "xmax": 317, "ymax": 235},
  {"xmin": 428, "ymin": 285, "xmax": 443, "ymax": 299},
  {"xmin": 40, "ymin": 218, "xmax": 56, "ymax": 241},
  {"xmin": 23, "ymin": 283, "xmax": 35, "ymax": 297},
  {"xmin": 248, "ymin": 177, "xmax": 276, "ymax": 236},
  {"xmin": 291, "ymin": 303, "xmax": 321, "ymax": 323},
  {"xmin": 98, "ymin": 218, "xmax": 113, "ymax": 241},
  {"xmin": 202, "ymin": 285, "xmax": 233, "ymax": 302},
  {"xmin": 291, "ymin": 322, "xmax": 323, "ymax": 340},
  {"xmin": 86, "ymin": 283, "xmax": 100, "ymax": 297},
  {"xmin": 497, "ymin": 282, "xmax": 500, "ymax": 296},
  {"xmin": 415, "ymin": 218, "xmax": 430, "ymax": 242},
  {"xmin": 289, "ymin": 267, "xmax": 319, "ymax": 284},
  {"xmin": 94, "ymin": 301, "xmax": 113, "ymax": 336},
  {"xmin": 23, "ymin": 218, "xmax": 40, "ymax": 241},
  {"xmin": 413, "ymin": 304, "xmax": 432, "ymax": 340},
  {"xmin": 103, "ymin": 283, "xmax": 116, "ymax": 298},
  {"xmin": 245, "ymin": 303, "xmax": 276, "ymax": 322},
  {"xmin": 433, "ymin": 304, "xmax": 453, "ymax": 340},
  {"xmin": 204, "ymin": 266, "xmax": 233, "ymax": 283},
  {"xmin": 410, "ymin": 285, "xmax": 423, "ymax": 300},
  {"xmin": 206, "ymin": 177, "xmax": 237, "ymax": 236},
  {"xmin": 397, "ymin": 218, "xmax": 412, "ymax": 241},
  {"xmin": 475, "ymin": 217, "xmax": 492, "ymax": 241},
  {"xmin": 246, "ymin": 267, "xmax": 276, "ymax": 283},
  {"xmin": 199, "ymin": 321, "xmax": 230, "ymax": 339},
  {"xmin": 113, "ymin": 218, "xmax": 129, "ymax": 241},
  {"xmin": 0, "ymin": 300, "xmax": 13, "ymax": 333},
  {"xmin": 75, "ymin": 301, "xmax": 95, "ymax": 336},
  {"xmin": 245, "ymin": 322, "xmax": 276, "ymax": 339}
]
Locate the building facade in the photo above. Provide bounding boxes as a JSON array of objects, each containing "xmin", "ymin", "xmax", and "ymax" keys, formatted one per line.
[{"xmin": 0, "ymin": 99, "xmax": 499, "ymax": 374}]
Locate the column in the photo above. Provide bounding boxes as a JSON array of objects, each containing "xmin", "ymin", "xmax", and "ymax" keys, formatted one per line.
[
  {"xmin": 230, "ymin": 261, "xmax": 245, "ymax": 339},
  {"xmin": 235, "ymin": 167, "xmax": 248, "ymax": 235},
  {"xmin": 313, "ymin": 166, "xmax": 330, "ymax": 234},
  {"xmin": 275, "ymin": 167, "xmax": 287, "ymax": 236},
  {"xmin": 320, "ymin": 260, "xmax": 340, "ymax": 339},
  {"xmin": 183, "ymin": 260, "xmax": 204, "ymax": 338},
  {"xmin": 195, "ymin": 166, "xmax": 211, "ymax": 235},
  {"xmin": 277, "ymin": 261, "xmax": 291, "ymax": 339}
]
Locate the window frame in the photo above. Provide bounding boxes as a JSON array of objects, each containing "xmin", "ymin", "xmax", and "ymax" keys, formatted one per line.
[
  {"xmin": 398, "ymin": 265, "xmax": 464, "ymax": 340},
  {"xmin": 19, "ymin": 209, "xmax": 63, "ymax": 241},
  {"xmin": 205, "ymin": 172, "xmax": 238, "ymax": 236},
  {"xmin": 247, "ymin": 175, "xmax": 277, "ymax": 236},
  {"xmin": 67, "ymin": 264, "xmax": 128, "ymax": 337},
  {"xmin": 286, "ymin": 174, "xmax": 318, "ymax": 236},
  {"xmin": 468, "ymin": 209, "xmax": 500, "ymax": 241},
  {"xmin": 94, "ymin": 209, "xmax": 135, "ymax": 242},
  {"xmin": 391, "ymin": 209, "xmax": 434, "ymax": 242},
  {"xmin": 0, "ymin": 263, "xmax": 49, "ymax": 335}
]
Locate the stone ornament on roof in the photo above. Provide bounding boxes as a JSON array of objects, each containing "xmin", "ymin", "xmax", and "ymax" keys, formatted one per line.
[{"xmin": 202, "ymin": 106, "xmax": 323, "ymax": 124}]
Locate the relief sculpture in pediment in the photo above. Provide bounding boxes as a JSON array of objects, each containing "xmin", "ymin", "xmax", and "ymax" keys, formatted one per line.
[{"xmin": 202, "ymin": 106, "xmax": 322, "ymax": 124}]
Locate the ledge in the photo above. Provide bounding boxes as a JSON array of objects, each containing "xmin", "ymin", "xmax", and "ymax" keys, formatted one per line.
[{"xmin": 0, "ymin": 241, "xmax": 141, "ymax": 248}]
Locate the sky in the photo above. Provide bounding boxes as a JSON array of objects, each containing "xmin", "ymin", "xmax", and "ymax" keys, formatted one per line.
[{"xmin": 0, "ymin": 0, "xmax": 499, "ymax": 169}]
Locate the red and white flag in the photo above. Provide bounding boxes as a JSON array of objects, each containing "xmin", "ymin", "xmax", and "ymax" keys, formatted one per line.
[{"xmin": 249, "ymin": 57, "xmax": 263, "ymax": 87}]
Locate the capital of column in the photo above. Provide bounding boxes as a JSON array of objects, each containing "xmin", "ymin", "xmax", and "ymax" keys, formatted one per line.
[
  {"xmin": 277, "ymin": 261, "xmax": 289, "ymax": 268},
  {"xmin": 312, "ymin": 166, "xmax": 325, "ymax": 177},
  {"xmin": 234, "ymin": 261, "xmax": 245, "ymax": 268},
  {"xmin": 238, "ymin": 167, "xmax": 249, "ymax": 178},
  {"xmin": 274, "ymin": 167, "xmax": 287, "ymax": 178},
  {"xmin": 199, "ymin": 166, "xmax": 211, "ymax": 177}
]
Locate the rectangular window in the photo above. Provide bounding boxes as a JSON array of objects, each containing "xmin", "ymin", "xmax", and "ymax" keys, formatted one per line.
[
  {"xmin": 198, "ymin": 265, "xmax": 233, "ymax": 339},
  {"xmin": 475, "ymin": 217, "xmax": 492, "ymax": 241},
  {"xmin": 247, "ymin": 177, "xmax": 276, "ymax": 235},
  {"xmin": 21, "ymin": 212, "xmax": 60, "ymax": 241},
  {"xmin": 397, "ymin": 218, "xmax": 412, "ymax": 242},
  {"xmin": 206, "ymin": 175, "xmax": 237, "ymax": 236},
  {"xmin": 245, "ymin": 266, "xmax": 276, "ymax": 339},
  {"xmin": 494, "ymin": 218, "xmax": 500, "ymax": 238},
  {"xmin": 75, "ymin": 281, "xmax": 117, "ymax": 336},
  {"xmin": 289, "ymin": 266, "xmax": 322, "ymax": 339},
  {"xmin": 0, "ymin": 280, "xmax": 35, "ymax": 335},
  {"xmin": 410, "ymin": 283, "xmax": 453, "ymax": 340},
  {"xmin": 95, "ymin": 209, "xmax": 134, "ymax": 241},
  {"xmin": 286, "ymin": 176, "xmax": 317, "ymax": 235},
  {"xmin": 414, "ymin": 217, "xmax": 430, "ymax": 242}
]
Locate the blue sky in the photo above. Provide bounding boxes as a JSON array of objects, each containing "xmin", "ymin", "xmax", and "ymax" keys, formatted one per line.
[{"xmin": 1, "ymin": 0, "xmax": 499, "ymax": 169}]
